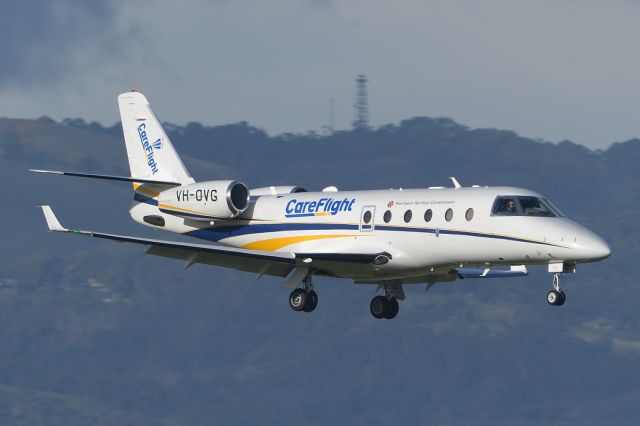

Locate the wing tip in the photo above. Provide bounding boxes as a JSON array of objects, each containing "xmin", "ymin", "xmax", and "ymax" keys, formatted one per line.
[
  {"xmin": 40, "ymin": 205, "xmax": 67, "ymax": 232},
  {"xmin": 29, "ymin": 169, "xmax": 63, "ymax": 175}
]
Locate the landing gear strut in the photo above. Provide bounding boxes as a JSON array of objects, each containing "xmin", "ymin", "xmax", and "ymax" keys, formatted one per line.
[
  {"xmin": 547, "ymin": 272, "xmax": 566, "ymax": 306},
  {"xmin": 370, "ymin": 285, "xmax": 401, "ymax": 319},
  {"xmin": 288, "ymin": 275, "xmax": 318, "ymax": 313}
]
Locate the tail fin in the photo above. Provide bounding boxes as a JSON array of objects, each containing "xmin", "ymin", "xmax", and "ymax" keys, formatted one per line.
[{"xmin": 118, "ymin": 91, "xmax": 194, "ymax": 185}]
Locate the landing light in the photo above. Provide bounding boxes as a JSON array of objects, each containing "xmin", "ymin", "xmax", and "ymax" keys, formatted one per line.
[{"xmin": 373, "ymin": 255, "xmax": 390, "ymax": 265}]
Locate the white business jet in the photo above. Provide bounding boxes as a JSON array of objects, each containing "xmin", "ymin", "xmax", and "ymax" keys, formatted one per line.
[{"xmin": 33, "ymin": 91, "xmax": 611, "ymax": 319}]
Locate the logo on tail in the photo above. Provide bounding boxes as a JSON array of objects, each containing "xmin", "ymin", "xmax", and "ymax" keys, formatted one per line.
[{"xmin": 137, "ymin": 123, "xmax": 162, "ymax": 175}]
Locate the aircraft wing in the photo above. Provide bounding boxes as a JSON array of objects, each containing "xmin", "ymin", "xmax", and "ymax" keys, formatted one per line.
[
  {"xmin": 40, "ymin": 206, "xmax": 296, "ymax": 277},
  {"xmin": 40, "ymin": 206, "xmax": 392, "ymax": 279}
]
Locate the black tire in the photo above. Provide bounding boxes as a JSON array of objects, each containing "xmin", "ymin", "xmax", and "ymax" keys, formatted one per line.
[
  {"xmin": 547, "ymin": 290, "xmax": 561, "ymax": 306},
  {"xmin": 289, "ymin": 289, "xmax": 307, "ymax": 312},
  {"xmin": 384, "ymin": 298, "xmax": 399, "ymax": 319},
  {"xmin": 557, "ymin": 290, "xmax": 566, "ymax": 306},
  {"xmin": 370, "ymin": 296, "xmax": 388, "ymax": 319},
  {"xmin": 303, "ymin": 290, "xmax": 318, "ymax": 312}
]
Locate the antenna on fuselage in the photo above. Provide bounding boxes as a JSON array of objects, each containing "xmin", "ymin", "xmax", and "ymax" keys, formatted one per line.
[{"xmin": 449, "ymin": 177, "xmax": 462, "ymax": 189}]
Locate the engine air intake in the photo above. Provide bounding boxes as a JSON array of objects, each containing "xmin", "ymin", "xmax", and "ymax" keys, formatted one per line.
[{"xmin": 228, "ymin": 182, "xmax": 250, "ymax": 214}]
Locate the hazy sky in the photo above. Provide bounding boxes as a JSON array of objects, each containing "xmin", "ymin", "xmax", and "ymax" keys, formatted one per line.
[{"xmin": 2, "ymin": 0, "xmax": 640, "ymax": 148}]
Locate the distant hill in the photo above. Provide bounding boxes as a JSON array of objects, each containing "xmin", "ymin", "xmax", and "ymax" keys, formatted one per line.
[{"xmin": 1, "ymin": 116, "xmax": 639, "ymax": 425}]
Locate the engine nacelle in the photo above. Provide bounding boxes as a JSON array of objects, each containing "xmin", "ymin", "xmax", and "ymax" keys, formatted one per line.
[
  {"xmin": 158, "ymin": 180, "xmax": 249, "ymax": 220},
  {"xmin": 249, "ymin": 186, "xmax": 307, "ymax": 197}
]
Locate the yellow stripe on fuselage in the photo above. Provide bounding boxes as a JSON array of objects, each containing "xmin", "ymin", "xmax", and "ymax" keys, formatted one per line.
[
  {"xmin": 242, "ymin": 234, "xmax": 357, "ymax": 251},
  {"xmin": 157, "ymin": 202, "xmax": 216, "ymax": 217},
  {"xmin": 133, "ymin": 183, "xmax": 160, "ymax": 197}
]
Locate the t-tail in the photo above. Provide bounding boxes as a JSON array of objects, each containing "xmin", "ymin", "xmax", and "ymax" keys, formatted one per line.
[
  {"xmin": 31, "ymin": 91, "xmax": 250, "ymax": 230},
  {"xmin": 119, "ymin": 92, "xmax": 249, "ymax": 225},
  {"xmin": 118, "ymin": 91, "xmax": 194, "ymax": 186},
  {"xmin": 30, "ymin": 91, "xmax": 195, "ymax": 188}
]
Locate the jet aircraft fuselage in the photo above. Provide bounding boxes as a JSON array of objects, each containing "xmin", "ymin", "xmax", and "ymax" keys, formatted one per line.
[{"xmin": 35, "ymin": 91, "xmax": 611, "ymax": 319}]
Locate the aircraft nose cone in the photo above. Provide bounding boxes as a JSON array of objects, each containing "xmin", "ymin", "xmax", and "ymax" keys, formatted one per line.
[{"xmin": 581, "ymin": 233, "xmax": 612, "ymax": 261}]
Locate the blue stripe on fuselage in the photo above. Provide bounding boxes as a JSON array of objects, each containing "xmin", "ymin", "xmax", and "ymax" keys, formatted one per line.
[
  {"xmin": 134, "ymin": 192, "xmax": 158, "ymax": 206},
  {"xmin": 376, "ymin": 225, "xmax": 547, "ymax": 245},
  {"xmin": 185, "ymin": 222, "xmax": 559, "ymax": 247}
]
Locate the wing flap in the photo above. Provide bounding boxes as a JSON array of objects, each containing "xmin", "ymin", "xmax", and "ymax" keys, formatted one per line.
[{"xmin": 145, "ymin": 245, "xmax": 294, "ymax": 277}]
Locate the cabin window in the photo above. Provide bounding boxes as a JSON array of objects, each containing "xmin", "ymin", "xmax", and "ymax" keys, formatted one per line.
[
  {"xmin": 404, "ymin": 210, "xmax": 412, "ymax": 223},
  {"xmin": 424, "ymin": 209, "xmax": 433, "ymax": 222},
  {"xmin": 465, "ymin": 208, "xmax": 474, "ymax": 221},
  {"xmin": 383, "ymin": 210, "xmax": 392, "ymax": 223},
  {"xmin": 363, "ymin": 210, "xmax": 372, "ymax": 224},
  {"xmin": 445, "ymin": 208, "xmax": 453, "ymax": 222}
]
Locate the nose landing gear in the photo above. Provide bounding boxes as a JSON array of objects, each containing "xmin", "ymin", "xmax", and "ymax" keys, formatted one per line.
[{"xmin": 547, "ymin": 272, "xmax": 566, "ymax": 306}]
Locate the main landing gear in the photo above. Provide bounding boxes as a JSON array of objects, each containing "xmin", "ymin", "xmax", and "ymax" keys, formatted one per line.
[
  {"xmin": 370, "ymin": 296, "xmax": 399, "ymax": 319},
  {"xmin": 288, "ymin": 275, "xmax": 318, "ymax": 313},
  {"xmin": 370, "ymin": 284, "xmax": 402, "ymax": 319},
  {"xmin": 547, "ymin": 272, "xmax": 566, "ymax": 306}
]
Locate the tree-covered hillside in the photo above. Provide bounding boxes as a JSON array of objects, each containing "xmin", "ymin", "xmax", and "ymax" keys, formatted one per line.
[{"xmin": 0, "ymin": 116, "xmax": 638, "ymax": 425}]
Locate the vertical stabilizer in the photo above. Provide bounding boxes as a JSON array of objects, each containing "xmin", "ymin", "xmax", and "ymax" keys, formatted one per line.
[{"xmin": 118, "ymin": 91, "xmax": 194, "ymax": 185}]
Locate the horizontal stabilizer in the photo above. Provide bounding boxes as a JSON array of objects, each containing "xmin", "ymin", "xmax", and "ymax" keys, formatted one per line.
[
  {"xmin": 29, "ymin": 169, "xmax": 181, "ymax": 186},
  {"xmin": 456, "ymin": 265, "xmax": 528, "ymax": 279}
]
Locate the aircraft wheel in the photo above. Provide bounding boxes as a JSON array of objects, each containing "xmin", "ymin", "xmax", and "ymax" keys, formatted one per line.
[
  {"xmin": 303, "ymin": 290, "xmax": 318, "ymax": 312},
  {"xmin": 384, "ymin": 298, "xmax": 399, "ymax": 319},
  {"xmin": 289, "ymin": 289, "xmax": 307, "ymax": 312},
  {"xmin": 547, "ymin": 290, "xmax": 562, "ymax": 306},
  {"xmin": 370, "ymin": 296, "xmax": 389, "ymax": 319},
  {"xmin": 557, "ymin": 290, "xmax": 566, "ymax": 306}
]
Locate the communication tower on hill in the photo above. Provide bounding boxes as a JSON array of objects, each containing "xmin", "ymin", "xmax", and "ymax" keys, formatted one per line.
[{"xmin": 352, "ymin": 74, "xmax": 369, "ymax": 130}]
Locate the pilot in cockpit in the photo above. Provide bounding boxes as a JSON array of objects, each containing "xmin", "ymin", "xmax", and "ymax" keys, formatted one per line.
[{"xmin": 493, "ymin": 197, "xmax": 518, "ymax": 215}]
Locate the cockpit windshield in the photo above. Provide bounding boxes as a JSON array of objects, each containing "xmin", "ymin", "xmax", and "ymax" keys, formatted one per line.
[
  {"xmin": 492, "ymin": 196, "xmax": 563, "ymax": 217},
  {"xmin": 493, "ymin": 197, "xmax": 519, "ymax": 215}
]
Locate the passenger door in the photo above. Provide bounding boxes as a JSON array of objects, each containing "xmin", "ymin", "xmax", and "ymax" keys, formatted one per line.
[{"xmin": 360, "ymin": 206, "xmax": 376, "ymax": 232}]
